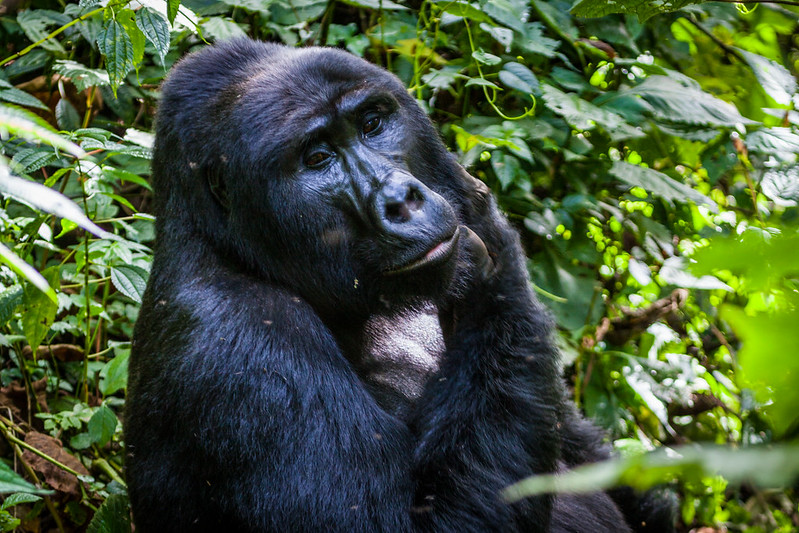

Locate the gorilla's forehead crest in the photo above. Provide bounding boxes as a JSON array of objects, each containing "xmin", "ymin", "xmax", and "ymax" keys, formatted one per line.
[{"xmin": 238, "ymin": 50, "xmax": 399, "ymax": 137}]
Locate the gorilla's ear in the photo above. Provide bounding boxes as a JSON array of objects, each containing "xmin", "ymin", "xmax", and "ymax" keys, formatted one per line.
[{"xmin": 207, "ymin": 164, "xmax": 230, "ymax": 211}]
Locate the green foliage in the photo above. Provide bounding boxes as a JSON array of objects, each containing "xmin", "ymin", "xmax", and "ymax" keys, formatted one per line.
[{"xmin": 0, "ymin": 0, "xmax": 796, "ymax": 529}]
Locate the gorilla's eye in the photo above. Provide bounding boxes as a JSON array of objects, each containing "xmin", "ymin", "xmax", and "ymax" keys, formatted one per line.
[
  {"xmin": 305, "ymin": 150, "xmax": 332, "ymax": 168},
  {"xmin": 362, "ymin": 115, "xmax": 382, "ymax": 136}
]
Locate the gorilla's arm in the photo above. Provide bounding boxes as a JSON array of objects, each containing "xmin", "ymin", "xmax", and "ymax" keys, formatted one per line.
[
  {"xmin": 128, "ymin": 274, "xmax": 417, "ymax": 532},
  {"xmin": 410, "ymin": 201, "xmax": 564, "ymax": 532}
]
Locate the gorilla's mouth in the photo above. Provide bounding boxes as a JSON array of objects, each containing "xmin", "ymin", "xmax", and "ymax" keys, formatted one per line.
[{"xmin": 384, "ymin": 228, "xmax": 460, "ymax": 276}]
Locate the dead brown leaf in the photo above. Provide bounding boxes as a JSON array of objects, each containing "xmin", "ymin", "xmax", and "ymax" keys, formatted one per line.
[{"xmin": 22, "ymin": 432, "xmax": 89, "ymax": 497}]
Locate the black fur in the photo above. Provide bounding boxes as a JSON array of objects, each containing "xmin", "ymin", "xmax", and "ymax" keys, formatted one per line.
[{"xmin": 125, "ymin": 39, "xmax": 675, "ymax": 532}]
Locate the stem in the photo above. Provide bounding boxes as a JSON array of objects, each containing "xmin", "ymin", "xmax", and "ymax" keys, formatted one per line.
[
  {"xmin": 462, "ymin": 19, "xmax": 535, "ymax": 120},
  {"xmin": 92, "ymin": 458, "xmax": 126, "ymax": 486},
  {"xmin": 79, "ymin": 167, "xmax": 91, "ymax": 403},
  {"xmin": 0, "ymin": 7, "xmax": 105, "ymax": 66},
  {"xmin": 0, "ymin": 420, "xmax": 82, "ymax": 477}
]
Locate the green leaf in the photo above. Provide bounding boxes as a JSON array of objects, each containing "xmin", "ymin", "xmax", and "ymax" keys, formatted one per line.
[
  {"xmin": 135, "ymin": 8, "xmax": 171, "ymax": 63},
  {"xmin": 498, "ymin": 62, "xmax": 539, "ymax": 95},
  {"xmin": 609, "ymin": 161, "xmax": 718, "ymax": 212},
  {"xmin": 338, "ymin": 0, "xmax": 407, "ymax": 9},
  {"xmin": 761, "ymin": 164, "xmax": 799, "ymax": 207},
  {"xmin": 504, "ymin": 444, "xmax": 799, "ymax": 501},
  {"xmin": 0, "ymin": 106, "xmax": 86, "ymax": 158},
  {"xmin": 434, "ymin": 1, "xmax": 491, "ymax": 23},
  {"xmin": 16, "ymin": 10, "xmax": 70, "ymax": 54},
  {"xmin": 53, "ymin": 60, "xmax": 111, "ymax": 93},
  {"xmin": 201, "ymin": 17, "xmax": 248, "ymax": 42},
  {"xmin": 100, "ymin": 349, "xmax": 130, "ymax": 396},
  {"xmin": 55, "ymin": 99, "xmax": 81, "ymax": 131},
  {"xmin": 529, "ymin": 249, "xmax": 604, "ymax": 330},
  {"xmin": 0, "ymin": 286, "xmax": 23, "ymax": 325},
  {"xmin": 10, "ymin": 148, "xmax": 57, "ymax": 174},
  {"xmin": 21, "ymin": 267, "xmax": 59, "ymax": 355},
  {"xmin": 117, "ymin": 10, "xmax": 146, "ymax": 68},
  {"xmin": 691, "ymin": 231, "xmax": 799, "ymax": 293},
  {"xmin": 102, "ymin": 167, "xmax": 152, "ymax": 191},
  {"xmin": 96, "ymin": 19, "xmax": 134, "ymax": 95},
  {"xmin": 0, "ymin": 165, "xmax": 114, "ymax": 240},
  {"xmin": 726, "ymin": 305, "xmax": 799, "ymax": 436},
  {"xmin": 0, "ymin": 88, "xmax": 48, "ymax": 111},
  {"xmin": 0, "ymin": 460, "xmax": 49, "ymax": 495},
  {"xmin": 464, "ymin": 77, "xmax": 501, "ymax": 90},
  {"xmin": 736, "ymin": 48, "xmax": 797, "ymax": 107},
  {"xmin": 571, "ymin": 0, "xmax": 698, "ymax": 21},
  {"xmin": 622, "ymin": 76, "xmax": 754, "ymax": 127},
  {"xmin": 167, "ymin": 0, "xmax": 180, "ymax": 26},
  {"xmin": 471, "ymin": 49, "xmax": 501, "ymax": 66},
  {"xmin": 86, "ymin": 494, "xmax": 130, "ymax": 533},
  {"xmin": 541, "ymin": 84, "xmax": 644, "ymax": 142},
  {"xmin": 0, "ymin": 510, "xmax": 20, "ymax": 532},
  {"xmin": 69, "ymin": 432, "xmax": 93, "ymax": 450},
  {"xmin": 746, "ymin": 127, "xmax": 799, "ymax": 157},
  {"xmin": 88, "ymin": 405, "xmax": 118, "ymax": 447},
  {"xmin": 0, "ymin": 493, "xmax": 41, "ymax": 511},
  {"xmin": 0, "ymin": 244, "xmax": 56, "ymax": 303},
  {"xmin": 110, "ymin": 265, "xmax": 149, "ymax": 303},
  {"xmin": 659, "ymin": 257, "xmax": 731, "ymax": 291}
]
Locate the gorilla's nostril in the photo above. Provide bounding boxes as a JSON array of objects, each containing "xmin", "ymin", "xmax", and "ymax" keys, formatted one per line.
[
  {"xmin": 383, "ymin": 185, "xmax": 425, "ymax": 224},
  {"xmin": 406, "ymin": 188, "xmax": 424, "ymax": 212},
  {"xmin": 385, "ymin": 200, "xmax": 412, "ymax": 224}
]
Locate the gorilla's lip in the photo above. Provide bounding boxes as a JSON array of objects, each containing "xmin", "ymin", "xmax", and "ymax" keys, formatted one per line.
[{"xmin": 384, "ymin": 228, "xmax": 460, "ymax": 276}]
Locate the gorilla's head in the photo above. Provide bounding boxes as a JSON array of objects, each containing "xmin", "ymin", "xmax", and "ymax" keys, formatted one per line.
[{"xmin": 152, "ymin": 40, "xmax": 484, "ymax": 320}]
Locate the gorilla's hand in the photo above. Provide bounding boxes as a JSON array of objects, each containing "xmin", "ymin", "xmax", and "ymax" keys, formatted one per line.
[{"xmin": 458, "ymin": 226, "xmax": 495, "ymax": 281}]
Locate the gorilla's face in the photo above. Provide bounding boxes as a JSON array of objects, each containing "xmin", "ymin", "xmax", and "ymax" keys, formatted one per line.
[{"xmin": 205, "ymin": 47, "xmax": 470, "ymax": 317}]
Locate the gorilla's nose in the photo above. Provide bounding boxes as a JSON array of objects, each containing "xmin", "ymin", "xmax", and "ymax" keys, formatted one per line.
[{"xmin": 375, "ymin": 177, "xmax": 427, "ymax": 228}]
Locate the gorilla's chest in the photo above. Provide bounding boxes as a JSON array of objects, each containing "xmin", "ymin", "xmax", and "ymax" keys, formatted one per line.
[{"xmin": 356, "ymin": 304, "xmax": 444, "ymax": 418}]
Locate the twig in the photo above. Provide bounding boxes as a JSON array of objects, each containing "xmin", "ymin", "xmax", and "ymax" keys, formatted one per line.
[
  {"xmin": 0, "ymin": 421, "xmax": 82, "ymax": 477},
  {"xmin": 0, "ymin": 7, "xmax": 104, "ymax": 66}
]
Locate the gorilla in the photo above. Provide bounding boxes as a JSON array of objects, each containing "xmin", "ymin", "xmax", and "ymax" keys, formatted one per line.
[{"xmin": 125, "ymin": 39, "xmax": 674, "ymax": 532}]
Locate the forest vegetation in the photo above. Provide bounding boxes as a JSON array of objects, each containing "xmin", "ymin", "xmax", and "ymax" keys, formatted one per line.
[{"xmin": 0, "ymin": 0, "xmax": 797, "ymax": 530}]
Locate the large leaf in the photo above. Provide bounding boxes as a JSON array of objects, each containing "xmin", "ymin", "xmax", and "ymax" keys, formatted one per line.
[
  {"xmin": 609, "ymin": 161, "xmax": 718, "ymax": 212},
  {"xmin": 202, "ymin": 17, "xmax": 248, "ymax": 42},
  {"xmin": 0, "ymin": 244, "xmax": 56, "ymax": 303},
  {"xmin": 571, "ymin": 0, "xmax": 698, "ymax": 21},
  {"xmin": 88, "ymin": 405, "xmax": 118, "ymax": 447},
  {"xmin": 339, "ymin": 0, "xmax": 407, "ymax": 9},
  {"xmin": 746, "ymin": 127, "xmax": 799, "ymax": 158},
  {"xmin": 0, "ymin": 106, "xmax": 86, "ymax": 158},
  {"xmin": 100, "ymin": 349, "xmax": 130, "ymax": 396},
  {"xmin": 737, "ymin": 48, "xmax": 797, "ymax": 107},
  {"xmin": 529, "ymin": 249, "xmax": 604, "ymax": 331},
  {"xmin": 0, "ymin": 83, "xmax": 49, "ymax": 111},
  {"xmin": 761, "ymin": 164, "xmax": 799, "ymax": 207},
  {"xmin": 504, "ymin": 444, "xmax": 799, "ymax": 501},
  {"xmin": 621, "ymin": 76, "xmax": 755, "ymax": 128},
  {"xmin": 541, "ymin": 84, "xmax": 644, "ymax": 142},
  {"xmin": 86, "ymin": 494, "xmax": 131, "ymax": 533},
  {"xmin": 21, "ymin": 267, "xmax": 59, "ymax": 355},
  {"xmin": 96, "ymin": 19, "xmax": 134, "ymax": 94},
  {"xmin": 433, "ymin": 1, "xmax": 492, "ymax": 23},
  {"xmin": 726, "ymin": 305, "xmax": 799, "ymax": 436},
  {"xmin": 117, "ymin": 10, "xmax": 146, "ymax": 67},
  {"xmin": 0, "ymin": 286, "xmax": 23, "ymax": 325},
  {"xmin": 53, "ymin": 60, "xmax": 111, "ymax": 93},
  {"xmin": 16, "ymin": 10, "xmax": 70, "ymax": 53},
  {"xmin": 499, "ymin": 62, "xmax": 540, "ymax": 96},
  {"xmin": 110, "ymin": 265, "xmax": 149, "ymax": 303},
  {"xmin": 0, "ymin": 461, "xmax": 50, "ymax": 495},
  {"xmin": 135, "ymin": 8, "xmax": 171, "ymax": 63},
  {"xmin": 0, "ymin": 166, "xmax": 114, "ymax": 240}
]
